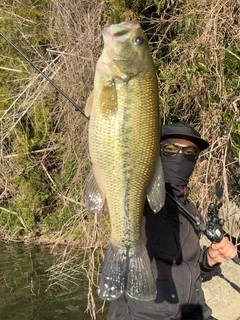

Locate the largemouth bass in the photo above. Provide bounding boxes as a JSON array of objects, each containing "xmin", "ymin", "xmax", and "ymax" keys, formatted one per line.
[{"xmin": 85, "ymin": 20, "xmax": 165, "ymax": 301}]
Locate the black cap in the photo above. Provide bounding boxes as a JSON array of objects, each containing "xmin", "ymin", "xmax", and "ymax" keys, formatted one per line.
[{"xmin": 161, "ymin": 122, "xmax": 209, "ymax": 150}]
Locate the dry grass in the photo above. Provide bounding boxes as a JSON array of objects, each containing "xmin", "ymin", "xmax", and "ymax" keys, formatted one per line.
[{"xmin": 146, "ymin": 0, "xmax": 240, "ymax": 221}]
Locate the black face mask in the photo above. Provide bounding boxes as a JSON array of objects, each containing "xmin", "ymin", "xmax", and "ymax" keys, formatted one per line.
[{"xmin": 161, "ymin": 151, "xmax": 196, "ymax": 186}]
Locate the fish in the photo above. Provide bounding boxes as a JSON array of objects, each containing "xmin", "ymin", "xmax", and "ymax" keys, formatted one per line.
[{"xmin": 84, "ymin": 20, "xmax": 165, "ymax": 301}]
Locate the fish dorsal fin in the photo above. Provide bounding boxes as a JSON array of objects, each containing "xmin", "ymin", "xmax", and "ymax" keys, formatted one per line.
[
  {"xmin": 85, "ymin": 90, "xmax": 94, "ymax": 117},
  {"xmin": 147, "ymin": 155, "xmax": 165, "ymax": 213}
]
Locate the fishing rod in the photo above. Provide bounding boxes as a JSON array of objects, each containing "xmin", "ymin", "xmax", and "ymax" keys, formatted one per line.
[
  {"xmin": 0, "ymin": 32, "xmax": 89, "ymax": 120},
  {"xmin": 167, "ymin": 192, "xmax": 240, "ymax": 266}
]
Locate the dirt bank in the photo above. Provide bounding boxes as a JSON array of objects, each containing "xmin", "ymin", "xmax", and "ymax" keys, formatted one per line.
[{"xmin": 201, "ymin": 239, "xmax": 240, "ymax": 320}]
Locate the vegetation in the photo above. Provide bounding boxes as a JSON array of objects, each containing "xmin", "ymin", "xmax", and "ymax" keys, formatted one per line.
[{"xmin": 0, "ymin": 0, "xmax": 239, "ymax": 318}]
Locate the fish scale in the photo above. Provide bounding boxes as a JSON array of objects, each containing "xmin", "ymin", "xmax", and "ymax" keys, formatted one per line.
[
  {"xmin": 85, "ymin": 20, "xmax": 165, "ymax": 301},
  {"xmin": 90, "ymin": 77, "xmax": 158, "ymax": 245}
]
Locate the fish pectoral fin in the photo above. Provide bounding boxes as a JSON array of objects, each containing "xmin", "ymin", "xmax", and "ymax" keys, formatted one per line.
[
  {"xmin": 98, "ymin": 243, "xmax": 157, "ymax": 301},
  {"xmin": 85, "ymin": 90, "xmax": 94, "ymax": 116},
  {"xmin": 147, "ymin": 155, "xmax": 166, "ymax": 213},
  {"xmin": 84, "ymin": 167, "xmax": 105, "ymax": 213},
  {"xmin": 99, "ymin": 80, "xmax": 118, "ymax": 115}
]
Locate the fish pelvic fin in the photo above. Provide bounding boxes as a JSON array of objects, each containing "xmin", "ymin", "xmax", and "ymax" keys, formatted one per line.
[
  {"xmin": 147, "ymin": 155, "xmax": 166, "ymax": 213},
  {"xmin": 84, "ymin": 167, "xmax": 105, "ymax": 213},
  {"xmin": 98, "ymin": 242, "xmax": 157, "ymax": 301}
]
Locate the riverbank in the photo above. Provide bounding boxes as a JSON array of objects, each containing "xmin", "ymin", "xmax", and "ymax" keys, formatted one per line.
[
  {"xmin": 1, "ymin": 232, "xmax": 239, "ymax": 320},
  {"xmin": 201, "ymin": 238, "xmax": 240, "ymax": 320},
  {"xmin": 202, "ymin": 258, "xmax": 240, "ymax": 320},
  {"xmin": 0, "ymin": 229, "xmax": 98, "ymax": 247}
]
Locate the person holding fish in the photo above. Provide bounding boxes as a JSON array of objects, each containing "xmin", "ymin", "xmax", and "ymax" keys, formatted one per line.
[
  {"xmin": 107, "ymin": 122, "xmax": 237, "ymax": 320},
  {"xmin": 84, "ymin": 19, "xmax": 237, "ymax": 320}
]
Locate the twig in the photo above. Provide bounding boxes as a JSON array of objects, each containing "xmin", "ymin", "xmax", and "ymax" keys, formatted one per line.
[
  {"xmin": 0, "ymin": 206, "xmax": 29, "ymax": 230},
  {"xmin": 1, "ymin": 146, "xmax": 60, "ymax": 159},
  {"xmin": 41, "ymin": 162, "xmax": 86, "ymax": 206},
  {"xmin": 0, "ymin": 66, "xmax": 21, "ymax": 73},
  {"xmin": 225, "ymin": 48, "xmax": 240, "ymax": 61}
]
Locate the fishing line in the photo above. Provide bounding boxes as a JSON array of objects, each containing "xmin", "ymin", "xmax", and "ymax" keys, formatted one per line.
[{"xmin": 0, "ymin": 32, "xmax": 89, "ymax": 120}]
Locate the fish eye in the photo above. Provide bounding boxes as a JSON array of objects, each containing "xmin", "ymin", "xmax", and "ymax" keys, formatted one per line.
[{"xmin": 133, "ymin": 36, "xmax": 144, "ymax": 45}]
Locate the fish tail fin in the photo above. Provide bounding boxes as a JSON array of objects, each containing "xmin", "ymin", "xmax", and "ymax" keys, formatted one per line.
[
  {"xmin": 98, "ymin": 243, "xmax": 156, "ymax": 301},
  {"xmin": 126, "ymin": 244, "xmax": 156, "ymax": 301},
  {"xmin": 98, "ymin": 243, "xmax": 126, "ymax": 300}
]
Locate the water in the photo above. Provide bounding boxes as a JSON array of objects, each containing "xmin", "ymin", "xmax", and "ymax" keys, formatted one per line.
[{"xmin": 0, "ymin": 242, "xmax": 108, "ymax": 320}]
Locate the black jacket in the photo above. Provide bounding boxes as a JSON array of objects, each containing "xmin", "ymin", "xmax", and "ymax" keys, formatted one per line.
[{"xmin": 107, "ymin": 184, "xmax": 219, "ymax": 320}]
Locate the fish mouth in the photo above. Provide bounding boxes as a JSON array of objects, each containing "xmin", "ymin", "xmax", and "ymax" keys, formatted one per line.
[{"xmin": 103, "ymin": 20, "xmax": 140, "ymax": 43}]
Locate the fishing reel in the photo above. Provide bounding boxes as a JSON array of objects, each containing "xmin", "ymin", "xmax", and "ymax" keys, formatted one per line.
[
  {"xmin": 204, "ymin": 203, "xmax": 240, "ymax": 265},
  {"xmin": 167, "ymin": 192, "xmax": 240, "ymax": 265},
  {"xmin": 204, "ymin": 203, "xmax": 225, "ymax": 243}
]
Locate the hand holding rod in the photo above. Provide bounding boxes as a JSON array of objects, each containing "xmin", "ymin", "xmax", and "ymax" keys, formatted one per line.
[
  {"xmin": 166, "ymin": 193, "xmax": 240, "ymax": 266},
  {"xmin": 205, "ymin": 203, "xmax": 240, "ymax": 265}
]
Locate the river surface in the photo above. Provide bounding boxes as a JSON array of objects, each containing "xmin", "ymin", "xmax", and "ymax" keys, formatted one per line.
[{"xmin": 0, "ymin": 242, "xmax": 108, "ymax": 320}]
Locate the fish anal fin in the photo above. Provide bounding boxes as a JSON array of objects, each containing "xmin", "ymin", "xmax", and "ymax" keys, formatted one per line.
[{"xmin": 84, "ymin": 167, "xmax": 105, "ymax": 213}]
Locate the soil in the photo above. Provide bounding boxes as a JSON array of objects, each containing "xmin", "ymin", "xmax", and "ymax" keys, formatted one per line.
[{"xmin": 201, "ymin": 239, "xmax": 240, "ymax": 320}]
